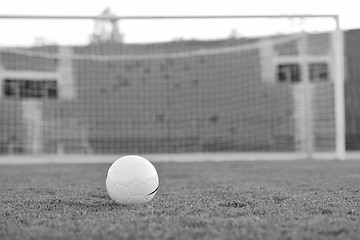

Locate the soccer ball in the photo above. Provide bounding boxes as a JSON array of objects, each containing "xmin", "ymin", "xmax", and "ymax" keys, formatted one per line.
[{"xmin": 106, "ymin": 155, "xmax": 159, "ymax": 205}]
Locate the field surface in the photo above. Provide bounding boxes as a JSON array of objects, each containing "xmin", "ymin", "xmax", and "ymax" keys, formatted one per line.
[{"xmin": 1, "ymin": 160, "xmax": 360, "ymax": 240}]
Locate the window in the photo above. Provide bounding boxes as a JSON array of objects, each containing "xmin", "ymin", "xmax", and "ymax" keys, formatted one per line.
[
  {"xmin": 276, "ymin": 62, "xmax": 329, "ymax": 84},
  {"xmin": 277, "ymin": 64, "xmax": 301, "ymax": 83},
  {"xmin": 309, "ymin": 63, "xmax": 329, "ymax": 83},
  {"xmin": 3, "ymin": 79, "xmax": 58, "ymax": 99}
]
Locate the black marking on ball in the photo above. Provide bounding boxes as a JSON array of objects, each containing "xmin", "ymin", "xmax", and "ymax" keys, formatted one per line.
[{"xmin": 147, "ymin": 186, "xmax": 158, "ymax": 196}]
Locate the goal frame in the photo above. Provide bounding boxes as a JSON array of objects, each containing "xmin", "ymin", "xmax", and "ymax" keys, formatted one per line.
[{"xmin": 0, "ymin": 14, "xmax": 346, "ymax": 161}]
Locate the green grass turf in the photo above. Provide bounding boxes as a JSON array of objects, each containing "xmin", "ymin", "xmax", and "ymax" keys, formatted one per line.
[{"xmin": 1, "ymin": 160, "xmax": 360, "ymax": 240}]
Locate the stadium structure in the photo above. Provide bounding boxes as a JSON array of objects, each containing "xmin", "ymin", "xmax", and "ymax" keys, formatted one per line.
[{"xmin": 0, "ymin": 14, "xmax": 358, "ymax": 161}]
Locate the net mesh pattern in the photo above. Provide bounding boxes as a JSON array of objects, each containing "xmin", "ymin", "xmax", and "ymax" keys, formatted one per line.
[{"xmin": 0, "ymin": 18, "xmax": 339, "ymax": 155}]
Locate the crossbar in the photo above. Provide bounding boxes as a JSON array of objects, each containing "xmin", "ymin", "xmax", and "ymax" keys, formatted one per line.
[{"xmin": 0, "ymin": 14, "xmax": 339, "ymax": 21}]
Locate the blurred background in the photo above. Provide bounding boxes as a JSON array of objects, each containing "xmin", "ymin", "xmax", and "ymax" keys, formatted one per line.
[{"xmin": 0, "ymin": 0, "xmax": 358, "ymax": 161}]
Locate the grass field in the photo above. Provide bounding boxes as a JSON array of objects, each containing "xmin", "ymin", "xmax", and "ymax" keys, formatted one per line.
[{"xmin": 1, "ymin": 160, "xmax": 360, "ymax": 240}]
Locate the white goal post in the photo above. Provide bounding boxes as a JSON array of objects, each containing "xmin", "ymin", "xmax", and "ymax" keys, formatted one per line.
[{"xmin": 0, "ymin": 14, "xmax": 346, "ymax": 161}]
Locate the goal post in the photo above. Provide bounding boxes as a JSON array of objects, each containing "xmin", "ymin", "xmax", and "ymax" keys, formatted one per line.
[
  {"xmin": 333, "ymin": 18, "xmax": 346, "ymax": 161},
  {"xmin": 0, "ymin": 14, "xmax": 346, "ymax": 161}
]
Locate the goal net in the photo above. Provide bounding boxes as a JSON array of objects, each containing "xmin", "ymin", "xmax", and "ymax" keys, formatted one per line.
[{"xmin": 0, "ymin": 15, "xmax": 345, "ymax": 160}]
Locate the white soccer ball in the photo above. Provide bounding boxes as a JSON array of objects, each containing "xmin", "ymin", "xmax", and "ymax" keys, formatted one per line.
[{"xmin": 106, "ymin": 155, "xmax": 159, "ymax": 205}]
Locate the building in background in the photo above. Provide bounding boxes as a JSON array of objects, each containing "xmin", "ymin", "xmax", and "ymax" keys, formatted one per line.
[{"xmin": 0, "ymin": 25, "xmax": 358, "ymax": 155}]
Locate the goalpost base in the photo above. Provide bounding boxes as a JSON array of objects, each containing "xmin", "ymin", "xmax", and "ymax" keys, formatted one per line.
[{"xmin": 0, "ymin": 152, "xmax": 344, "ymax": 164}]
